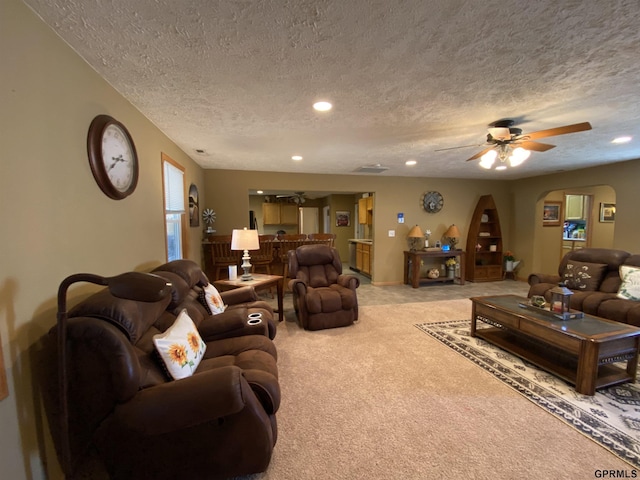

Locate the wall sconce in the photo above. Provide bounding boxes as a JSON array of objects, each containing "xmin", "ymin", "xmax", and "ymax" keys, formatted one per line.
[{"xmin": 231, "ymin": 227, "xmax": 260, "ymax": 280}]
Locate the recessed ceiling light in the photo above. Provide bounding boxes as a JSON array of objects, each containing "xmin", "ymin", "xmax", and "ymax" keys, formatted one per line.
[
  {"xmin": 257, "ymin": 190, "xmax": 264, "ymax": 194},
  {"xmin": 291, "ymin": 155, "xmax": 303, "ymax": 161},
  {"xmin": 313, "ymin": 101, "xmax": 332, "ymax": 112},
  {"xmin": 612, "ymin": 136, "xmax": 632, "ymax": 144},
  {"xmin": 405, "ymin": 160, "xmax": 417, "ymax": 166}
]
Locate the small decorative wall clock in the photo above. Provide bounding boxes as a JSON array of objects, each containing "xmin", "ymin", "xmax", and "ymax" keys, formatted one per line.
[
  {"xmin": 87, "ymin": 114, "xmax": 139, "ymax": 200},
  {"xmin": 422, "ymin": 191, "xmax": 444, "ymax": 213}
]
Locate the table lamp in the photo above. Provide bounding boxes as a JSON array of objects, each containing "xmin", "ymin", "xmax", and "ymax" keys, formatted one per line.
[
  {"xmin": 231, "ymin": 227, "xmax": 260, "ymax": 280},
  {"xmin": 56, "ymin": 272, "xmax": 172, "ymax": 475},
  {"xmin": 407, "ymin": 224, "xmax": 424, "ymax": 251},
  {"xmin": 443, "ymin": 224, "xmax": 461, "ymax": 249}
]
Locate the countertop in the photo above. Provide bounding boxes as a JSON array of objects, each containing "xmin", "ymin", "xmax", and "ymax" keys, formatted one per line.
[{"xmin": 349, "ymin": 238, "xmax": 373, "ymax": 244}]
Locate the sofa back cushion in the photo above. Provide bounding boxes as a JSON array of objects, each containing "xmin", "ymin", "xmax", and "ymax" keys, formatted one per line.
[
  {"xmin": 559, "ymin": 248, "xmax": 630, "ymax": 293},
  {"xmin": 562, "ymin": 260, "xmax": 607, "ymax": 291},
  {"xmin": 289, "ymin": 245, "xmax": 342, "ymax": 287}
]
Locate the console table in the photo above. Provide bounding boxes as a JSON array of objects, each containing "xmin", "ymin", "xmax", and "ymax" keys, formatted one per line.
[{"xmin": 403, "ymin": 250, "xmax": 466, "ymax": 288}]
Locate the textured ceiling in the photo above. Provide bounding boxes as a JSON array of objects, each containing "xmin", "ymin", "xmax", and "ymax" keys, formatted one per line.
[{"xmin": 24, "ymin": 0, "xmax": 640, "ymax": 179}]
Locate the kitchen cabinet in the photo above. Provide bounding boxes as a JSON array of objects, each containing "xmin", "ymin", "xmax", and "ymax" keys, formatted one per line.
[
  {"xmin": 565, "ymin": 195, "xmax": 587, "ymax": 219},
  {"xmin": 358, "ymin": 195, "xmax": 374, "ymax": 225},
  {"xmin": 262, "ymin": 203, "xmax": 299, "ymax": 225},
  {"xmin": 353, "ymin": 241, "xmax": 372, "ymax": 276}
]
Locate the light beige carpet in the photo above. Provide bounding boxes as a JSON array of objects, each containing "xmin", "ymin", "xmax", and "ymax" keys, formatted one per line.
[{"xmin": 245, "ymin": 299, "xmax": 632, "ymax": 479}]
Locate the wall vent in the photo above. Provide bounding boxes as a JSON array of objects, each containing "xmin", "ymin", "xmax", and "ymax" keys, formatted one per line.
[{"xmin": 353, "ymin": 164, "xmax": 389, "ymax": 174}]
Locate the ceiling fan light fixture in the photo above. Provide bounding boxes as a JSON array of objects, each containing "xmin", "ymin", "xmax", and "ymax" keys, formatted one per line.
[
  {"xmin": 479, "ymin": 149, "xmax": 496, "ymax": 169},
  {"xmin": 495, "ymin": 165, "xmax": 507, "ymax": 171},
  {"xmin": 509, "ymin": 147, "xmax": 530, "ymax": 167}
]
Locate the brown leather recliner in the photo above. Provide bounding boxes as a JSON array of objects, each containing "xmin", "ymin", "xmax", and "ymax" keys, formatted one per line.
[
  {"xmin": 288, "ymin": 244, "xmax": 360, "ymax": 330},
  {"xmin": 40, "ymin": 280, "xmax": 279, "ymax": 479}
]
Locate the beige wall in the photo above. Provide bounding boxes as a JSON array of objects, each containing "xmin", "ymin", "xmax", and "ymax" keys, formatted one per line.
[
  {"xmin": 203, "ymin": 170, "xmax": 512, "ymax": 284},
  {"xmin": 511, "ymin": 160, "xmax": 640, "ymax": 279},
  {"xmin": 1, "ymin": 1, "xmax": 203, "ymax": 478}
]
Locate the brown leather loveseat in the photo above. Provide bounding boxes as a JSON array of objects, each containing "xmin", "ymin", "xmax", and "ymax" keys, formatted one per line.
[
  {"xmin": 40, "ymin": 263, "xmax": 280, "ymax": 479},
  {"xmin": 528, "ymin": 248, "xmax": 640, "ymax": 326}
]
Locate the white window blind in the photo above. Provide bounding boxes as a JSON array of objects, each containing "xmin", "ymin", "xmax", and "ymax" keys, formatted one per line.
[{"xmin": 164, "ymin": 162, "xmax": 185, "ymax": 213}]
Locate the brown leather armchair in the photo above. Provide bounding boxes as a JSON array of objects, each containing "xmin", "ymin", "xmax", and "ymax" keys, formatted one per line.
[
  {"xmin": 40, "ymin": 279, "xmax": 279, "ymax": 479},
  {"xmin": 288, "ymin": 244, "xmax": 360, "ymax": 330}
]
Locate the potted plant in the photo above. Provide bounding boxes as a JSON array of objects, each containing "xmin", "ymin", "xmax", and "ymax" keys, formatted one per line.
[
  {"xmin": 504, "ymin": 251, "xmax": 516, "ymax": 272},
  {"xmin": 445, "ymin": 257, "xmax": 457, "ymax": 278}
]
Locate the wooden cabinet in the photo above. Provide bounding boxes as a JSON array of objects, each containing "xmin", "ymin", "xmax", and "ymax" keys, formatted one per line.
[
  {"xmin": 358, "ymin": 195, "xmax": 374, "ymax": 225},
  {"xmin": 355, "ymin": 242, "xmax": 372, "ymax": 275},
  {"xmin": 262, "ymin": 203, "xmax": 299, "ymax": 225},
  {"xmin": 465, "ymin": 194, "xmax": 503, "ymax": 282},
  {"xmin": 565, "ymin": 194, "xmax": 587, "ymax": 219}
]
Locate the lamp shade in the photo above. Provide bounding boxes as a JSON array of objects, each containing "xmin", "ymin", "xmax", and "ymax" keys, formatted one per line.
[
  {"xmin": 444, "ymin": 224, "xmax": 461, "ymax": 239},
  {"xmin": 231, "ymin": 227, "xmax": 259, "ymax": 251},
  {"xmin": 408, "ymin": 225, "xmax": 424, "ymax": 238}
]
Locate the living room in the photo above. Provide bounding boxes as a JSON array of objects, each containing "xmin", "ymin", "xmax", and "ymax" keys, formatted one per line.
[{"xmin": 3, "ymin": 0, "xmax": 640, "ymax": 478}]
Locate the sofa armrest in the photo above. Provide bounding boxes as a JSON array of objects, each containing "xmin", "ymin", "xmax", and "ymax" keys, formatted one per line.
[
  {"xmin": 242, "ymin": 369, "xmax": 281, "ymax": 414},
  {"xmin": 288, "ymin": 278, "xmax": 307, "ymax": 294},
  {"xmin": 220, "ymin": 286, "xmax": 258, "ymax": 305},
  {"xmin": 337, "ymin": 274, "xmax": 360, "ymax": 289},
  {"xmin": 197, "ymin": 309, "xmax": 269, "ymax": 341},
  {"xmin": 528, "ymin": 273, "xmax": 561, "ymax": 286},
  {"xmin": 105, "ymin": 366, "xmax": 252, "ymax": 436}
]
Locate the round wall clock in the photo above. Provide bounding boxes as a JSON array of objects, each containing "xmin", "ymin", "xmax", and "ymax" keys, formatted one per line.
[
  {"xmin": 422, "ymin": 191, "xmax": 444, "ymax": 213},
  {"xmin": 87, "ymin": 114, "xmax": 139, "ymax": 200}
]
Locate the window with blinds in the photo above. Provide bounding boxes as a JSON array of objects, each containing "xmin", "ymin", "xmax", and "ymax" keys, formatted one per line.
[{"xmin": 162, "ymin": 154, "xmax": 186, "ymax": 261}]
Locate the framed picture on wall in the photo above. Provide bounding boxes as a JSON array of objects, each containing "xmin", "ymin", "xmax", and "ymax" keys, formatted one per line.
[
  {"xmin": 336, "ymin": 211, "xmax": 350, "ymax": 227},
  {"xmin": 600, "ymin": 203, "xmax": 616, "ymax": 222},
  {"xmin": 189, "ymin": 184, "xmax": 199, "ymax": 227},
  {"xmin": 542, "ymin": 201, "xmax": 562, "ymax": 226}
]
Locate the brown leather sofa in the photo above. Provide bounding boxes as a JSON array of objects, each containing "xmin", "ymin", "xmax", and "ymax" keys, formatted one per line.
[
  {"xmin": 288, "ymin": 244, "xmax": 360, "ymax": 330},
  {"xmin": 528, "ymin": 248, "xmax": 640, "ymax": 326},
  {"xmin": 40, "ymin": 267, "xmax": 280, "ymax": 479},
  {"xmin": 152, "ymin": 259, "xmax": 277, "ymax": 340}
]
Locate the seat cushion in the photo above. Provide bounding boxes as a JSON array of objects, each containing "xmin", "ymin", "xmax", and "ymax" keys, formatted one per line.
[{"xmin": 305, "ymin": 285, "xmax": 356, "ymax": 313}]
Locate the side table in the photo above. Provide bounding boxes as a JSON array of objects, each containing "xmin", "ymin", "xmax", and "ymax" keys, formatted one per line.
[
  {"xmin": 403, "ymin": 250, "xmax": 466, "ymax": 288},
  {"xmin": 214, "ymin": 273, "xmax": 284, "ymax": 321}
]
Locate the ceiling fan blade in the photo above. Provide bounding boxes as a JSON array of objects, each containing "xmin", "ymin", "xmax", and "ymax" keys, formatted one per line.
[
  {"xmin": 523, "ymin": 122, "xmax": 592, "ymax": 141},
  {"xmin": 466, "ymin": 147, "xmax": 494, "ymax": 162},
  {"xmin": 435, "ymin": 143, "xmax": 484, "ymax": 152},
  {"xmin": 518, "ymin": 140, "xmax": 556, "ymax": 152}
]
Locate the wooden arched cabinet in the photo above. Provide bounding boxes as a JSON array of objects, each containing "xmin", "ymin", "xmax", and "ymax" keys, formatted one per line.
[{"xmin": 465, "ymin": 194, "xmax": 503, "ymax": 282}]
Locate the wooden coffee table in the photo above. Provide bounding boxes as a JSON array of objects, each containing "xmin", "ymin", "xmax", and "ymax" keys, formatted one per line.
[
  {"xmin": 214, "ymin": 274, "xmax": 284, "ymax": 321},
  {"xmin": 470, "ymin": 295, "xmax": 640, "ymax": 395}
]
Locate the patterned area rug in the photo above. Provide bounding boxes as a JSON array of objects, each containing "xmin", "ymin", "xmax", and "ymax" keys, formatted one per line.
[{"xmin": 415, "ymin": 320, "xmax": 640, "ymax": 468}]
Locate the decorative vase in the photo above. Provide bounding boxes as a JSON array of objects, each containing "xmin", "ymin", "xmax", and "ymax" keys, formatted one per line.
[
  {"xmin": 447, "ymin": 267, "xmax": 455, "ymax": 279},
  {"xmin": 505, "ymin": 260, "xmax": 514, "ymax": 272}
]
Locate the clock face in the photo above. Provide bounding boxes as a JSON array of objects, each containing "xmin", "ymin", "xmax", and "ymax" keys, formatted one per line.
[
  {"xmin": 422, "ymin": 191, "xmax": 444, "ymax": 213},
  {"xmin": 102, "ymin": 123, "xmax": 135, "ymax": 193},
  {"xmin": 87, "ymin": 115, "xmax": 139, "ymax": 199}
]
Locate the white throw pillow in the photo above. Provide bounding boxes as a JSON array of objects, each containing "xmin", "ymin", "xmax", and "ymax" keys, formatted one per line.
[
  {"xmin": 153, "ymin": 309, "xmax": 206, "ymax": 380},
  {"xmin": 617, "ymin": 265, "xmax": 640, "ymax": 301},
  {"xmin": 203, "ymin": 283, "xmax": 227, "ymax": 315}
]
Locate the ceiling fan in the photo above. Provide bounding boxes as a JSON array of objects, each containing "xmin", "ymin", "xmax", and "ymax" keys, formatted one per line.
[
  {"xmin": 439, "ymin": 119, "xmax": 592, "ymax": 169},
  {"xmin": 276, "ymin": 191, "xmax": 307, "ymax": 204}
]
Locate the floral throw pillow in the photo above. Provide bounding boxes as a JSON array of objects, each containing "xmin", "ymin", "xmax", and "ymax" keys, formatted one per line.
[
  {"xmin": 199, "ymin": 283, "xmax": 227, "ymax": 315},
  {"xmin": 562, "ymin": 261, "xmax": 607, "ymax": 291},
  {"xmin": 153, "ymin": 309, "xmax": 206, "ymax": 380},
  {"xmin": 617, "ymin": 265, "xmax": 640, "ymax": 301}
]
